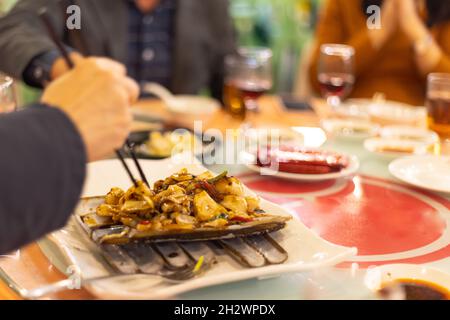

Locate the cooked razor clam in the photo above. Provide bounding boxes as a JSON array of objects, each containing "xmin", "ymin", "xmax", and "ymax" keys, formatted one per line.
[{"xmin": 87, "ymin": 169, "xmax": 290, "ymax": 242}]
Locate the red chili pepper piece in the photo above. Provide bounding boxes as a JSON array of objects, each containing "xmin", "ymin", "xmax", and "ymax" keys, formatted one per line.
[
  {"xmin": 139, "ymin": 220, "xmax": 151, "ymax": 225},
  {"xmin": 230, "ymin": 216, "xmax": 254, "ymax": 223},
  {"xmin": 197, "ymin": 180, "xmax": 223, "ymax": 202}
]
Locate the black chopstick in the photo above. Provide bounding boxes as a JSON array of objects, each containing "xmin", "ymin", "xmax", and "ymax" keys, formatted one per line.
[
  {"xmin": 38, "ymin": 8, "xmax": 74, "ymax": 69},
  {"xmin": 115, "ymin": 150, "xmax": 137, "ymax": 186},
  {"xmin": 38, "ymin": 8, "xmax": 148, "ymax": 187},
  {"xmin": 58, "ymin": 0, "xmax": 90, "ymax": 55},
  {"xmin": 126, "ymin": 140, "xmax": 149, "ymax": 187}
]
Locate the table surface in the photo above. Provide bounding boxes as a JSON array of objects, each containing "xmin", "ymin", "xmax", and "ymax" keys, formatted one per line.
[{"xmin": 0, "ymin": 96, "xmax": 449, "ymax": 300}]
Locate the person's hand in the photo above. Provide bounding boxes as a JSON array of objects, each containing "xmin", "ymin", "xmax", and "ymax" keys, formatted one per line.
[
  {"xmin": 368, "ymin": 0, "xmax": 398, "ymax": 49},
  {"xmin": 395, "ymin": 0, "xmax": 442, "ymax": 74},
  {"xmin": 397, "ymin": 0, "xmax": 428, "ymax": 42},
  {"xmin": 41, "ymin": 57, "xmax": 140, "ymax": 162},
  {"xmin": 50, "ymin": 52, "xmax": 84, "ymax": 80}
]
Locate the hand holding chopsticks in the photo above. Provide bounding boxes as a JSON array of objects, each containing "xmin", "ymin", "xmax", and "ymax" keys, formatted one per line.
[{"xmin": 38, "ymin": 6, "xmax": 148, "ymax": 186}]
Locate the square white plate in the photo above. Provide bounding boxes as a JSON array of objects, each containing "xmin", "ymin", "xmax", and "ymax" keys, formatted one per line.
[{"xmin": 45, "ymin": 156, "xmax": 357, "ymax": 299}]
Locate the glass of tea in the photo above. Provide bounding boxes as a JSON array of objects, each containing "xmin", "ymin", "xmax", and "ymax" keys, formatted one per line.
[
  {"xmin": 223, "ymin": 47, "xmax": 273, "ymax": 120},
  {"xmin": 318, "ymin": 44, "xmax": 355, "ymax": 109},
  {"xmin": 427, "ymin": 73, "xmax": 450, "ymax": 140},
  {"xmin": 0, "ymin": 74, "xmax": 16, "ymax": 113}
]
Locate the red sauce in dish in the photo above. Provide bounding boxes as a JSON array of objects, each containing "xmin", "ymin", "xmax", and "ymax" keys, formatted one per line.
[{"xmin": 257, "ymin": 147, "xmax": 349, "ymax": 175}]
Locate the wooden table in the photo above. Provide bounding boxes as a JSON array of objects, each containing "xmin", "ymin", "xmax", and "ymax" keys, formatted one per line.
[
  {"xmin": 131, "ymin": 96, "xmax": 320, "ymax": 132},
  {"xmin": 0, "ymin": 96, "xmax": 448, "ymax": 300}
]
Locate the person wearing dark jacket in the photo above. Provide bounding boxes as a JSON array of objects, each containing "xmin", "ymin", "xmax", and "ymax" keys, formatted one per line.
[
  {"xmin": 0, "ymin": 0, "xmax": 236, "ymax": 100},
  {"xmin": 0, "ymin": 57, "xmax": 139, "ymax": 254}
]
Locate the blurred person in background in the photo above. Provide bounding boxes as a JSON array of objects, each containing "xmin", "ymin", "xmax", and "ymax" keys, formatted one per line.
[
  {"xmin": 0, "ymin": 57, "xmax": 138, "ymax": 254},
  {"xmin": 308, "ymin": 0, "xmax": 450, "ymax": 106},
  {"xmin": 0, "ymin": 0, "xmax": 235, "ymax": 100}
]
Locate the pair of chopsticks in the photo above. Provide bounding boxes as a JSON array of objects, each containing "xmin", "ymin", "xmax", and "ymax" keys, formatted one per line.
[
  {"xmin": 38, "ymin": 8, "xmax": 149, "ymax": 187},
  {"xmin": 118, "ymin": 141, "xmax": 149, "ymax": 187}
]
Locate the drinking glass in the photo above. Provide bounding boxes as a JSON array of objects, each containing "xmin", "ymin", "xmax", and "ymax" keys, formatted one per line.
[
  {"xmin": 426, "ymin": 73, "xmax": 450, "ymax": 140},
  {"xmin": 0, "ymin": 74, "xmax": 16, "ymax": 113},
  {"xmin": 318, "ymin": 44, "xmax": 355, "ymax": 109},
  {"xmin": 223, "ymin": 47, "xmax": 273, "ymax": 120}
]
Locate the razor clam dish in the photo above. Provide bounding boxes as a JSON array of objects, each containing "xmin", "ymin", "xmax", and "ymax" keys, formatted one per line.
[{"xmin": 79, "ymin": 169, "xmax": 291, "ymax": 244}]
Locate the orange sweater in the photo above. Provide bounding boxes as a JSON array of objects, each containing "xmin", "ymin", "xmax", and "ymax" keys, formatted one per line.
[{"xmin": 309, "ymin": 0, "xmax": 450, "ymax": 106}]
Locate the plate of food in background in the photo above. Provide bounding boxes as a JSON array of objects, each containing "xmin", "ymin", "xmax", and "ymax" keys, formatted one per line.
[
  {"xmin": 333, "ymin": 97, "xmax": 427, "ymax": 127},
  {"xmin": 333, "ymin": 99, "xmax": 372, "ymax": 120},
  {"xmin": 367, "ymin": 101, "xmax": 427, "ymax": 127},
  {"xmin": 242, "ymin": 126, "xmax": 305, "ymax": 147},
  {"xmin": 128, "ymin": 129, "xmax": 219, "ymax": 160},
  {"xmin": 379, "ymin": 125, "xmax": 439, "ymax": 145},
  {"xmin": 321, "ymin": 118, "xmax": 379, "ymax": 141},
  {"xmin": 242, "ymin": 146, "xmax": 359, "ymax": 181},
  {"xmin": 364, "ymin": 137, "xmax": 433, "ymax": 160}
]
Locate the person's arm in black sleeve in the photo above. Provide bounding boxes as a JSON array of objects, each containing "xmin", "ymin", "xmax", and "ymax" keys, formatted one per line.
[
  {"xmin": 0, "ymin": 104, "xmax": 86, "ymax": 254},
  {"xmin": 22, "ymin": 49, "xmax": 62, "ymax": 88},
  {"xmin": 0, "ymin": 0, "xmax": 68, "ymax": 83}
]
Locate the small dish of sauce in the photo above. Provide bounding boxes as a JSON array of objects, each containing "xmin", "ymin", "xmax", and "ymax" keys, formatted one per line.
[{"xmin": 378, "ymin": 279, "xmax": 450, "ymax": 300}]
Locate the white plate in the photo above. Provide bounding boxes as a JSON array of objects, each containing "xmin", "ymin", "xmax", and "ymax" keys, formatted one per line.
[
  {"xmin": 335, "ymin": 99, "xmax": 423, "ymax": 123},
  {"xmin": 321, "ymin": 118, "xmax": 379, "ymax": 141},
  {"xmin": 364, "ymin": 137, "xmax": 430, "ymax": 160},
  {"xmin": 367, "ymin": 101, "xmax": 426, "ymax": 126},
  {"xmin": 243, "ymin": 127, "xmax": 305, "ymax": 147},
  {"xmin": 389, "ymin": 155, "xmax": 450, "ymax": 193},
  {"xmin": 365, "ymin": 264, "xmax": 450, "ymax": 297},
  {"xmin": 242, "ymin": 150, "xmax": 360, "ymax": 182},
  {"xmin": 45, "ymin": 157, "xmax": 357, "ymax": 299},
  {"xmin": 380, "ymin": 126, "xmax": 439, "ymax": 145},
  {"xmin": 167, "ymin": 95, "xmax": 220, "ymax": 116},
  {"xmin": 334, "ymin": 99, "xmax": 371, "ymax": 119}
]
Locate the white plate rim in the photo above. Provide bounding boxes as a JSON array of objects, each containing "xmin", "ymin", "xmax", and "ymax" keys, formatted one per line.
[{"xmin": 389, "ymin": 155, "xmax": 450, "ymax": 194}]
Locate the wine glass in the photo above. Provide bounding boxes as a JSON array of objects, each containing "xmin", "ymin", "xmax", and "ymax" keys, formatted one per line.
[
  {"xmin": 223, "ymin": 47, "xmax": 273, "ymax": 120},
  {"xmin": 318, "ymin": 44, "xmax": 355, "ymax": 109},
  {"xmin": 0, "ymin": 74, "xmax": 16, "ymax": 113}
]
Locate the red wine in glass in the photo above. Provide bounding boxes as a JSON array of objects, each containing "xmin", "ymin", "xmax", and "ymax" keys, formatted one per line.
[
  {"xmin": 224, "ymin": 47, "xmax": 273, "ymax": 118},
  {"xmin": 224, "ymin": 79, "xmax": 272, "ymax": 116},
  {"xmin": 318, "ymin": 72, "xmax": 355, "ymax": 99},
  {"xmin": 235, "ymin": 79, "xmax": 271, "ymax": 99}
]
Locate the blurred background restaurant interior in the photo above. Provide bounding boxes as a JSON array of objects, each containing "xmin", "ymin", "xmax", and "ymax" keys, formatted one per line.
[{"xmin": 0, "ymin": 0, "xmax": 321, "ymax": 105}]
